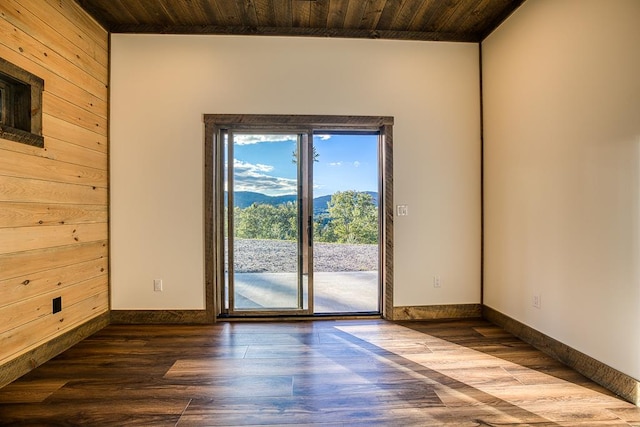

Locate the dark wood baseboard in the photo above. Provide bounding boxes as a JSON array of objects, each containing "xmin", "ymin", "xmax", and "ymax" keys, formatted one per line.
[
  {"xmin": 110, "ymin": 309, "xmax": 213, "ymax": 324},
  {"xmin": 393, "ymin": 304, "xmax": 482, "ymax": 320},
  {"xmin": 483, "ymin": 305, "xmax": 639, "ymax": 406},
  {"xmin": 0, "ymin": 312, "xmax": 110, "ymax": 389}
]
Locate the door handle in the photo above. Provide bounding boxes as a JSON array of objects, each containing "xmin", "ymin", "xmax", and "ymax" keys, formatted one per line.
[{"xmin": 307, "ymin": 215, "xmax": 313, "ymax": 246}]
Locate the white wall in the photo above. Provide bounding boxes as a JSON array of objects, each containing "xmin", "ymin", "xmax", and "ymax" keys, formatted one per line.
[
  {"xmin": 483, "ymin": 0, "xmax": 640, "ymax": 380},
  {"xmin": 110, "ymin": 35, "xmax": 481, "ymax": 310}
]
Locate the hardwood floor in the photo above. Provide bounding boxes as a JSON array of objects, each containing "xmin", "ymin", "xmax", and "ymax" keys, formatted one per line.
[{"xmin": 0, "ymin": 319, "xmax": 638, "ymax": 426}]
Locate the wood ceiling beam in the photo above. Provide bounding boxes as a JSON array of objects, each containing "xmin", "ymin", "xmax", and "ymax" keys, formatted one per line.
[{"xmin": 105, "ymin": 24, "xmax": 480, "ymax": 42}]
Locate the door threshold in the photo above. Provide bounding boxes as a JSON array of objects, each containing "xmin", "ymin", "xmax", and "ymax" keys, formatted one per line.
[{"xmin": 217, "ymin": 312, "xmax": 382, "ymax": 322}]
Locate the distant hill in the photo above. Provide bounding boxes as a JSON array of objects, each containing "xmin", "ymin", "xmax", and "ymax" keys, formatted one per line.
[
  {"xmin": 231, "ymin": 191, "xmax": 297, "ymax": 209},
  {"xmin": 228, "ymin": 191, "xmax": 378, "ymax": 214}
]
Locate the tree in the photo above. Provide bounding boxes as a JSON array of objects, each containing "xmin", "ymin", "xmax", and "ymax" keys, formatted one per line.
[
  {"xmin": 291, "ymin": 146, "xmax": 319, "ymax": 164},
  {"xmin": 313, "ymin": 212, "xmax": 336, "ymax": 243},
  {"xmin": 234, "ymin": 202, "xmax": 297, "ymax": 240},
  {"xmin": 324, "ymin": 191, "xmax": 378, "ymax": 244}
]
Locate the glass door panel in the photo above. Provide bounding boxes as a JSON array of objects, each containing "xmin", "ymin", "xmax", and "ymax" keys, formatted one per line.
[
  {"xmin": 224, "ymin": 131, "xmax": 311, "ymax": 315},
  {"xmin": 312, "ymin": 132, "xmax": 380, "ymax": 314}
]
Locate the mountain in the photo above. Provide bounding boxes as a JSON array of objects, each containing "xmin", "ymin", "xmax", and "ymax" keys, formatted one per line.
[
  {"xmin": 228, "ymin": 191, "xmax": 378, "ymax": 213},
  {"xmin": 231, "ymin": 191, "xmax": 297, "ymax": 209}
]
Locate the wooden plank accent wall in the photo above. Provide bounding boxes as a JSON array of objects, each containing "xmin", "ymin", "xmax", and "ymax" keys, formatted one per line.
[{"xmin": 0, "ymin": 0, "xmax": 109, "ymax": 386}]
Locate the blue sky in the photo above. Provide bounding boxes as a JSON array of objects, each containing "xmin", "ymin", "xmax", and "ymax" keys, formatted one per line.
[{"xmin": 230, "ymin": 133, "xmax": 378, "ymax": 197}]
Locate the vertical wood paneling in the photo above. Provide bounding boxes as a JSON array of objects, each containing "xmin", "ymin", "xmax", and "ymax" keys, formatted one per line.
[
  {"xmin": 342, "ymin": 0, "xmax": 367, "ymax": 30},
  {"xmin": 272, "ymin": 0, "xmax": 293, "ymax": 27},
  {"xmin": 0, "ymin": 0, "xmax": 109, "ymax": 379},
  {"xmin": 253, "ymin": 0, "xmax": 277, "ymax": 27},
  {"xmin": 292, "ymin": 1, "xmax": 310, "ymax": 27},
  {"xmin": 359, "ymin": 0, "xmax": 387, "ymax": 30},
  {"xmin": 326, "ymin": 0, "xmax": 349, "ymax": 28},
  {"xmin": 309, "ymin": 0, "xmax": 329, "ymax": 29}
]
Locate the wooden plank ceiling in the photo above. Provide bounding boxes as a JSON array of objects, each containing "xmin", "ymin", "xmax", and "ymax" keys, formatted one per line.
[{"xmin": 75, "ymin": 0, "xmax": 526, "ymax": 42}]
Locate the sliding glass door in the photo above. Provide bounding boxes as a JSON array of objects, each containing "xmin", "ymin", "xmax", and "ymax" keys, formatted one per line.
[{"xmin": 209, "ymin": 115, "xmax": 392, "ymax": 319}]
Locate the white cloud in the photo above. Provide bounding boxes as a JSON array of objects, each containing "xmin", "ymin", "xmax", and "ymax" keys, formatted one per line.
[
  {"xmin": 231, "ymin": 159, "xmax": 297, "ymax": 195},
  {"xmin": 233, "ymin": 134, "xmax": 297, "ymax": 145},
  {"xmin": 329, "ymin": 162, "xmax": 342, "ymax": 167},
  {"xmin": 234, "ymin": 159, "xmax": 273, "ymax": 173},
  {"xmin": 231, "ymin": 133, "xmax": 332, "ymax": 145},
  {"xmin": 353, "ymin": 161, "xmax": 361, "ymax": 168}
]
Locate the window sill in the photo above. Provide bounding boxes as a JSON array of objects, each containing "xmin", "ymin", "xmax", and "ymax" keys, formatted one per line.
[{"xmin": 0, "ymin": 124, "xmax": 44, "ymax": 148}]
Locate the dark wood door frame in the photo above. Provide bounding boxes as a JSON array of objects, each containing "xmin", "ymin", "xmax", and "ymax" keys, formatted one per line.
[{"xmin": 204, "ymin": 114, "xmax": 394, "ymax": 321}]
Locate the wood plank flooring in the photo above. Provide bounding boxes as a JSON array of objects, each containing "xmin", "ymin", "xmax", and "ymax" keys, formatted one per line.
[{"xmin": 0, "ymin": 319, "xmax": 638, "ymax": 426}]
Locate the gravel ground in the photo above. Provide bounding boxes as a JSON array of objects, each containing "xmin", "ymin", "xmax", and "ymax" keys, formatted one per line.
[{"xmin": 231, "ymin": 238, "xmax": 378, "ymax": 273}]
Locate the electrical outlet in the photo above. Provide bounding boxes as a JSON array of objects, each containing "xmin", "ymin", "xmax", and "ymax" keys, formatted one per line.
[
  {"xmin": 532, "ymin": 294, "xmax": 541, "ymax": 309},
  {"xmin": 154, "ymin": 279, "xmax": 163, "ymax": 292},
  {"xmin": 52, "ymin": 296, "xmax": 62, "ymax": 314},
  {"xmin": 433, "ymin": 276, "xmax": 441, "ymax": 288}
]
